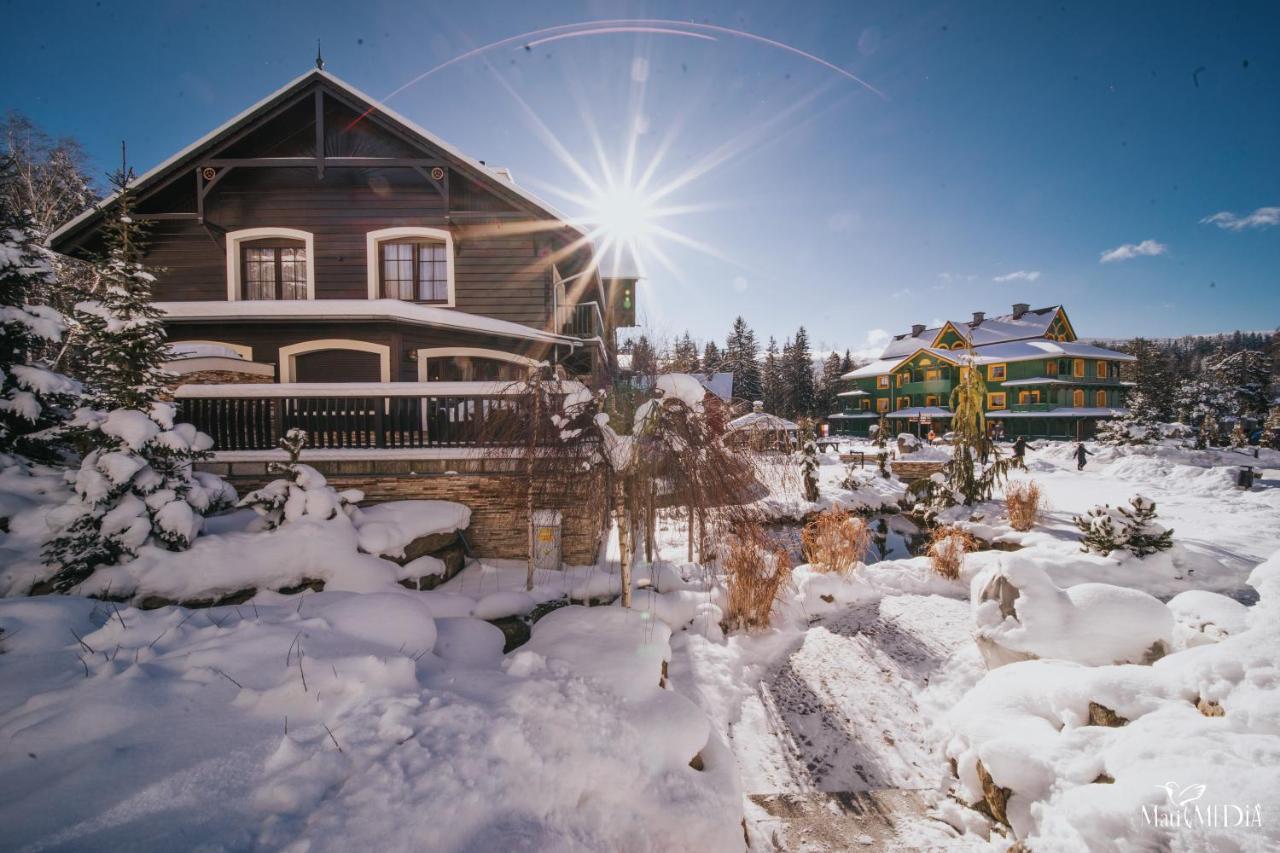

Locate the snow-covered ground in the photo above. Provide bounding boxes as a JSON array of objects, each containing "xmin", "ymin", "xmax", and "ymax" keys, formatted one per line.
[{"xmin": 2, "ymin": 438, "xmax": 1278, "ymax": 851}]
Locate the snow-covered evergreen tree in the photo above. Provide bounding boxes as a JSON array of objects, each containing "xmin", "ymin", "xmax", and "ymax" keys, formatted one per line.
[
  {"xmin": 42, "ymin": 172, "xmax": 234, "ymax": 590},
  {"xmin": 0, "ymin": 165, "xmax": 78, "ymax": 460},
  {"xmin": 1175, "ymin": 371, "xmax": 1231, "ymax": 438},
  {"xmin": 669, "ymin": 331, "xmax": 700, "ymax": 373},
  {"xmin": 1074, "ymin": 496, "xmax": 1172, "ymax": 557},
  {"xmin": 784, "ymin": 327, "xmax": 816, "ymax": 418},
  {"xmin": 1212, "ymin": 349, "xmax": 1273, "ymax": 424},
  {"xmin": 1123, "ymin": 338, "xmax": 1176, "ymax": 422},
  {"xmin": 816, "ymin": 351, "xmax": 843, "ymax": 417}
]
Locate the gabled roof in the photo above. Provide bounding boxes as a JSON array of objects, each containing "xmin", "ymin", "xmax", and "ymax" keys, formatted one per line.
[
  {"xmin": 49, "ymin": 68, "xmax": 586, "ymax": 249},
  {"xmin": 877, "ymin": 306, "xmax": 1069, "ymax": 362}
]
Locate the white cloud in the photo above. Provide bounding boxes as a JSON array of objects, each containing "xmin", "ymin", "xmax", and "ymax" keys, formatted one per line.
[
  {"xmin": 993, "ymin": 270, "xmax": 1042, "ymax": 283},
  {"xmin": 1200, "ymin": 206, "xmax": 1280, "ymax": 231},
  {"xmin": 1099, "ymin": 239, "xmax": 1167, "ymax": 263},
  {"xmin": 937, "ymin": 272, "xmax": 977, "ymax": 283},
  {"xmin": 847, "ymin": 328, "xmax": 891, "ymax": 364}
]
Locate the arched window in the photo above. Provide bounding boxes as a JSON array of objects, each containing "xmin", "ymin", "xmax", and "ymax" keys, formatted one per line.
[
  {"xmin": 225, "ymin": 228, "xmax": 315, "ymax": 301},
  {"xmin": 1073, "ymin": 389, "xmax": 1085, "ymax": 407},
  {"xmin": 278, "ymin": 339, "xmax": 392, "ymax": 383},
  {"xmin": 415, "ymin": 347, "xmax": 538, "ymax": 382},
  {"xmin": 366, "ymin": 227, "xmax": 455, "ymax": 305},
  {"xmin": 1095, "ymin": 389, "xmax": 1107, "ymax": 407}
]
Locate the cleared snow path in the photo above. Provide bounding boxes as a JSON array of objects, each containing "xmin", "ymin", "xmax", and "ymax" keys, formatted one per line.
[{"xmin": 729, "ymin": 594, "xmax": 982, "ymax": 850}]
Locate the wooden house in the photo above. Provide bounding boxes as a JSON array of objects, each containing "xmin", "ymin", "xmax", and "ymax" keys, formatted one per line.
[{"xmin": 827, "ymin": 304, "xmax": 1135, "ymax": 440}]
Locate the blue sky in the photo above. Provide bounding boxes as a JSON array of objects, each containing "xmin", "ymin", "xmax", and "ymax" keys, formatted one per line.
[{"xmin": 3, "ymin": 0, "xmax": 1278, "ymax": 356}]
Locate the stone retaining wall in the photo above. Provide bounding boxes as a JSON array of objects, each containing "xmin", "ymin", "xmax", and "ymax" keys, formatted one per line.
[
  {"xmin": 200, "ymin": 458, "xmax": 606, "ymax": 565},
  {"xmin": 889, "ymin": 460, "xmax": 947, "ymax": 482}
]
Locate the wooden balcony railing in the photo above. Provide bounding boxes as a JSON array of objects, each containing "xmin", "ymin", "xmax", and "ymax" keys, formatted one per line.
[
  {"xmin": 556, "ymin": 301, "xmax": 604, "ymax": 338},
  {"xmin": 175, "ymin": 381, "xmax": 579, "ymax": 452}
]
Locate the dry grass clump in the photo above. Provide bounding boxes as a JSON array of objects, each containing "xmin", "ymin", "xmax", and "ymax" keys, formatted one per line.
[
  {"xmin": 801, "ymin": 504, "xmax": 872, "ymax": 575},
  {"xmin": 928, "ymin": 526, "xmax": 978, "ymax": 580},
  {"xmin": 1005, "ymin": 480, "xmax": 1045, "ymax": 532},
  {"xmin": 724, "ymin": 523, "xmax": 793, "ymax": 632}
]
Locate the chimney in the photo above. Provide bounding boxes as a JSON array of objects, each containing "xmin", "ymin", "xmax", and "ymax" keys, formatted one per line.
[
  {"xmin": 752, "ymin": 400, "xmax": 764, "ymax": 413},
  {"xmin": 971, "ymin": 311, "xmax": 985, "ymax": 325},
  {"xmin": 1012, "ymin": 303, "xmax": 1029, "ymax": 319},
  {"xmin": 911, "ymin": 323, "xmax": 926, "ymax": 337}
]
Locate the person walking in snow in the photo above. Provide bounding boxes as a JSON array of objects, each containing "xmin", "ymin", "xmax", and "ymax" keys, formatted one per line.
[
  {"xmin": 1074, "ymin": 442, "xmax": 1091, "ymax": 471},
  {"xmin": 1012, "ymin": 435, "xmax": 1027, "ymax": 469}
]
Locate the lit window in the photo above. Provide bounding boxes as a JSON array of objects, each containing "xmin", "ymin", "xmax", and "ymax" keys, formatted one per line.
[
  {"xmin": 381, "ymin": 240, "xmax": 449, "ymax": 302},
  {"xmin": 241, "ymin": 240, "xmax": 307, "ymax": 301}
]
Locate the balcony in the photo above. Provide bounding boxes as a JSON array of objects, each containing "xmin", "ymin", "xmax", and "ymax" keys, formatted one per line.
[
  {"xmin": 175, "ymin": 381, "xmax": 583, "ymax": 452},
  {"xmin": 556, "ymin": 301, "xmax": 604, "ymax": 339},
  {"xmin": 1006, "ymin": 402, "xmax": 1056, "ymax": 413}
]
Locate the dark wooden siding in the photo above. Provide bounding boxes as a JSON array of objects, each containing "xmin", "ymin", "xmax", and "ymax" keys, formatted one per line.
[
  {"xmin": 293, "ymin": 348, "xmax": 381, "ymax": 383},
  {"xmin": 141, "ymin": 167, "xmax": 556, "ymax": 327}
]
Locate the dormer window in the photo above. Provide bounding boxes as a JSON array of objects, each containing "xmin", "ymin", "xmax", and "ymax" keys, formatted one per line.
[
  {"xmin": 242, "ymin": 239, "xmax": 307, "ymax": 300},
  {"xmin": 366, "ymin": 227, "xmax": 456, "ymax": 306},
  {"xmin": 380, "ymin": 240, "xmax": 448, "ymax": 302}
]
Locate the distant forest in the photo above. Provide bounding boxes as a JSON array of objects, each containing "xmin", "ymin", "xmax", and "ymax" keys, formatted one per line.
[{"xmin": 1084, "ymin": 330, "xmax": 1280, "ymax": 378}]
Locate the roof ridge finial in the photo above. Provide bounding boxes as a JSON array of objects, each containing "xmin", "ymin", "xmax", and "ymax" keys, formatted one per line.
[{"xmin": 315, "ymin": 39, "xmax": 325, "ymax": 71}]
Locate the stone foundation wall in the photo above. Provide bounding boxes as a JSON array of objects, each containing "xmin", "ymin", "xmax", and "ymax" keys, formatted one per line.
[
  {"xmin": 200, "ymin": 458, "xmax": 606, "ymax": 565},
  {"xmin": 178, "ymin": 370, "xmax": 276, "ymax": 385},
  {"xmin": 890, "ymin": 460, "xmax": 947, "ymax": 482}
]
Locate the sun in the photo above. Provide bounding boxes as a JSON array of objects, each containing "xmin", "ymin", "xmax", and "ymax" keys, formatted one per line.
[{"xmin": 588, "ymin": 183, "xmax": 657, "ymax": 246}]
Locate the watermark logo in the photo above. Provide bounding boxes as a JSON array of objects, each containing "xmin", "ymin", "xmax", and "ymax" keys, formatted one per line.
[{"xmin": 1141, "ymin": 782, "xmax": 1263, "ymax": 830}]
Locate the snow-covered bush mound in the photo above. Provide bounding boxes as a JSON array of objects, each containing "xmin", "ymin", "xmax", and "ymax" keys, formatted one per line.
[
  {"xmin": 350, "ymin": 499, "xmax": 470, "ymax": 558},
  {"xmin": 1167, "ymin": 589, "xmax": 1250, "ymax": 648},
  {"xmin": 0, "ymin": 592, "xmax": 742, "ymax": 851},
  {"xmin": 239, "ymin": 461, "xmax": 362, "ymax": 530},
  {"xmin": 941, "ymin": 549, "xmax": 1280, "ymax": 850},
  {"xmin": 972, "ymin": 555, "xmax": 1173, "ymax": 668}
]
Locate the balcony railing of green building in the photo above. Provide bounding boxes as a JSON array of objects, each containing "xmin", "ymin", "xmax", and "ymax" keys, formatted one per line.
[{"xmin": 897, "ymin": 379, "xmax": 952, "ymax": 396}]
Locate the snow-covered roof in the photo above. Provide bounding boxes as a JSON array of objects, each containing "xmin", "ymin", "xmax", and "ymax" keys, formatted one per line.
[
  {"xmin": 166, "ymin": 341, "xmax": 245, "ymax": 360},
  {"xmin": 876, "ymin": 306, "xmax": 1068, "ymax": 360},
  {"xmin": 48, "ymin": 69, "xmax": 586, "ymax": 248},
  {"xmin": 696, "ymin": 372, "xmax": 734, "ymax": 402},
  {"xmin": 836, "ymin": 389, "xmax": 869, "ymax": 397},
  {"xmin": 959, "ymin": 340, "xmax": 1136, "ymax": 365},
  {"xmin": 987, "ymin": 407, "xmax": 1127, "ymax": 418},
  {"xmin": 725, "ymin": 411, "xmax": 799, "ymax": 432},
  {"xmin": 155, "ymin": 299, "xmax": 580, "ymax": 346},
  {"xmin": 842, "ymin": 358, "xmax": 898, "ymax": 379},
  {"xmin": 827, "ymin": 412, "xmax": 878, "ymax": 419},
  {"xmin": 174, "ymin": 380, "xmax": 585, "ymax": 398},
  {"xmin": 881, "ymin": 327, "xmax": 942, "ymax": 359}
]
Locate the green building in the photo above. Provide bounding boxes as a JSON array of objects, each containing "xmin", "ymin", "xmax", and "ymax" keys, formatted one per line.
[{"xmin": 827, "ymin": 304, "xmax": 1135, "ymax": 440}]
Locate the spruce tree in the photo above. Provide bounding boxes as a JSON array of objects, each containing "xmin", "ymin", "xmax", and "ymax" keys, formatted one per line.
[
  {"xmin": 629, "ymin": 334, "xmax": 657, "ymax": 378},
  {"xmin": 0, "ymin": 162, "xmax": 78, "ymax": 460},
  {"xmin": 42, "ymin": 169, "xmax": 234, "ymax": 590},
  {"xmin": 724, "ymin": 316, "xmax": 761, "ymax": 402},
  {"xmin": 701, "ymin": 340, "xmax": 722, "ymax": 375},
  {"xmin": 1124, "ymin": 338, "xmax": 1175, "ymax": 421},
  {"xmin": 761, "ymin": 337, "xmax": 783, "ymax": 413},
  {"xmin": 670, "ymin": 331, "xmax": 700, "ymax": 373},
  {"xmin": 1212, "ymin": 349, "xmax": 1273, "ymax": 423},
  {"xmin": 817, "ymin": 351, "xmax": 844, "ymax": 417},
  {"xmin": 785, "ymin": 327, "xmax": 816, "ymax": 418}
]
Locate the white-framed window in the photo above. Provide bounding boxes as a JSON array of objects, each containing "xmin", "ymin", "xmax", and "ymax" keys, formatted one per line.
[
  {"xmin": 366, "ymin": 227, "xmax": 455, "ymax": 306},
  {"xmin": 225, "ymin": 228, "xmax": 315, "ymax": 301}
]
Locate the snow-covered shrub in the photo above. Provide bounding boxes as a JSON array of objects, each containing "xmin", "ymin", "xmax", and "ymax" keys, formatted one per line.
[
  {"xmin": 800, "ymin": 504, "xmax": 870, "ymax": 575},
  {"xmin": 928, "ymin": 525, "xmax": 976, "ymax": 580},
  {"xmin": 722, "ymin": 523, "xmax": 792, "ymax": 632},
  {"xmin": 971, "ymin": 555, "xmax": 1173, "ymax": 669},
  {"xmin": 238, "ymin": 429, "xmax": 363, "ymax": 531},
  {"xmin": 42, "ymin": 404, "xmax": 236, "ymax": 589},
  {"xmin": 1004, "ymin": 480, "xmax": 1044, "ymax": 532},
  {"xmin": 1073, "ymin": 495, "xmax": 1173, "ymax": 557},
  {"xmin": 1166, "ymin": 589, "xmax": 1250, "ymax": 648}
]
